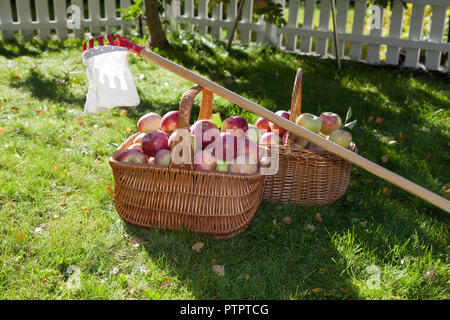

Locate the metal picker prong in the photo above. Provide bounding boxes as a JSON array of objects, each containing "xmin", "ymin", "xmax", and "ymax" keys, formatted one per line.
[
  {"xmin": 97, "ymin": 36, "xmax": 104, "ymax": 46},
  {"xmin": 106, "ymin": 34, "xmax": 115, "ymax": 45}
]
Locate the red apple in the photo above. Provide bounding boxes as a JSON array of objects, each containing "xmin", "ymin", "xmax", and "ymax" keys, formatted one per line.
[
  {"xmin": 236, "ymin": 138, "xmax": 258, "ymax": 162},
  {"xmin": 194, "ymin": 150, "xmax": 217, "ymax": 171},
  {"xmin": 160, "ymin": 111, "xmax": 179, "ymax": 133},
  {"xmin": 229, "ymin": 156, "xmax": 258, "ymax": 174},
  {"xmin": 137, "ymin": 112, "xmax": 162, "ymax": 133},
  {"xmin": 222, "ymin": 116, "xmax": 248, "ymax": 138},
  {"xmin": 259, "ymin": 132, "xmax": 279, "ymax": 146},
  {"xmin": 117, "ymin": 149, "xmax": 147, "ymax": 164},
  {"xmin": 214, "ymin": 132, "xmax": 238, "ymax": 161},
  {"xmin": 269, "ymin": 110, "xmax": 290, "ymax": 135},
  {"xmin": 255, "ymin": 117, "xmax": 271, "ymax": 133},
  {"xmin": 296, "ymin": 113, "xmax": 322, "ymax": 133},
  {"xmin": 155, "ymin": 149, "xmax": 171, "ymax": 166},
  {"xmin": 141, "ymin": 130, "xmax": 169, "ymax": 157},
  {"xmin": 319, "ymin": 112, "xmax": 342, "ymax": 135},
  {"xmin": 134, "ymin": 132, "xmax": 146, "ymax": 144},
  {"xmin": 328, "ymin": 129, "xmax": 352, "ymax": 148},
  {"xmin": 190, "ymin": 120, "xmax": 220, "ymax": 149}
]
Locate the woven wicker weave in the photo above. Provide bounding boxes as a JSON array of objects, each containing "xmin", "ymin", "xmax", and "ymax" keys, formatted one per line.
[
  {"xmin": 110, "ymin": 86, "xmax": 265, "ymax": 239},
  {"xmin": 263, "ymin": 69, "xmax": 357, "ymax": 205}
]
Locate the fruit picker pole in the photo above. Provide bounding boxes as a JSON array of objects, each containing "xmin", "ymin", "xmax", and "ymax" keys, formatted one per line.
[{"xmin": 112, "ymin": 35, "xmax": 450, "ymax": 212}]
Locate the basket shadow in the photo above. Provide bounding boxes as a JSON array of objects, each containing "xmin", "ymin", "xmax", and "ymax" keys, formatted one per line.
[{"xmin": 122, "ymin": 202, "xmax": 362, "ymax": 300}]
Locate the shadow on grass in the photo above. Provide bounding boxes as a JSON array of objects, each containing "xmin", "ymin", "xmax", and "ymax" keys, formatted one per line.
[{"xmin": 122, "ymin": 203, "xmax": 362, "ymax": 300}]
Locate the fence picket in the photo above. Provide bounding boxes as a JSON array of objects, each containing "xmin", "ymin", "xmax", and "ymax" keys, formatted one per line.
[
  {"xmin": 184, "ymin": 0, "xmax": 195, "ymax": 32},
  {"xmin": 16, "ymin": 0, "xmax": 34, "ymax": 40},
  {"xmin": 316, "ymin": 0, "xmax": 331, "ymax": 55},
  {"xmin": 385, "ymin": 0, "xmax": 405, "ymax": 65},
  {"xmin": 0, "ymin": 0, "xmax": 15, "ymax": 39},
  {"xmin": 53, "ymin": 0, "xmax": 68, "ymax": 39},
  {"xmin": 299, "ymin": 0, "xmax": 317, "ymax": 53},
  {"xmin": 367, "ymin": 5, "xmax": 385, "ymax": 63},
  {"xmin": 198, "ymin": 0, "xmax": 209, "ymax": 34},
  {"xmin": 35, "ymin": 0, "xmax": 51, "ymax": 40},
  {"xmin": 348, "ymin": 0, "xmax": 366, "ymax": 60},
  {"xmin": 285, "ymin": 0, "xmax": 300, "ymax": 51},
  {"xmin": 104, "ymin": 0, "xmax": 117, "ymax": 33},
  {"xmin": 211, "ymin": 2, "xmax": 223, "ymax": 39},
  {"xmin": 425, "ymin": 6, "xmax": 446, "ymax": 71},
  {"xmin": 88, "ymin": 0, "xmax": 102, "ymax": 35},
  {"xmin": 240, "ymin": 0, "xmax": 253, "ymax": 44},
  {"xmin": 403, "ymin": 3, "xmax": 426, "ymax": 68},
  {"xmin": 70, "ymin": 0, "xmax": 84, "ymax": 39},
  {"xmin": 120, "ymin": 0, "xmax": 132, "ymax": 34}
]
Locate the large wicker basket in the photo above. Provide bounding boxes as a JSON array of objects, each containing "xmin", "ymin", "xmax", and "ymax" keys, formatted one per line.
[
  {"xmin": 263, "ymin": 69, "xmax": 357, "ymax": 205},
  {"xmin": 110, "ymin": 86, "xmax": 265, "ymax": 239}
]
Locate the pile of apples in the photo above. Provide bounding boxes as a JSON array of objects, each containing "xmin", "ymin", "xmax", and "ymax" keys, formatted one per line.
[{"xmin": 116, "ymin": 108, "xmax": 353, "ymax": 172}]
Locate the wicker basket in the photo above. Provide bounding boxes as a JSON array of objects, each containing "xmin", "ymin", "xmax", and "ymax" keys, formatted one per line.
[
  {"xmin": 263, "ymin": 68, "xmax": 357, "ymax": 205},
  {"xmin": 110, "ymin": 86, "xmax": 265, "ymax": 239}
]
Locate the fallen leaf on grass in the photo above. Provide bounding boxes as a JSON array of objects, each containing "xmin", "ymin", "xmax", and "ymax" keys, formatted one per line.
[
  {"xmin": 423, "ymin": 270, "xmax": 436, "ymax": 282},
  {"xmin": 375, "ymin": 117, "xmax": 384, "ymax": 124},
  {"xmin": 106, "ymin": 186, "xmax": 115, "ymax": 196},
  {"xmin": 36, "ymin": 109, "xmax": 45, "ymax": 115},
  {"xmin": 311, "ymin": 288, "xmax": 322, "ymax": 293},
  {"xmin": 339, "ymin": 287, "xmax": 349, "ymax": 295},
  {"xmin": 381, "ymin": 155, "xmax": 389, "ymax": 163},
  {"xmin": 317, "ymin": 268, "xmax": 331, "ymax": 275},
  {"xmin": 383, "ymin": 187, "xmax": 393, "ymax": 196},
  {"xmin": 399, "ymin": 133, "xmax": 409, "ymax": 140},
  {"xmin": 125, "ymin": 127, "xmax": 132, "ymax": 133},
  {"xmin": 304, "ymin": 224, "xmax": 316, "ymax": 231},
  {"xmin": 426, "ymin": 152, "xmax": 432, "ymax": 160},
  {"xmin": 120, "ymin": 109, "xmax": 128, "ymax": 115},
  {"xmin": 11, "ymin": 107, "xmax": 19, "ymax": 111},
  {"xmin": 132, "ymin": 236, "xmax": 148, "ymax": 247},
  {"xmin": 17, "ymin": 231, "xmax": 24, "ymax": 242},
  {"xmin": 82, "ymin": 207, "xmax": 89, "ymax": 213},
  {"xmin": 368, "ymin": 116, "xmax": 374, "ymax": 122},
  {"xmin": 283, "ymin": 216, "xmax": 292, "ymax": 225},
  {"xmin": 210, "ymin": 259, "xmax": 218, "ymax": 265},
  {"xmin": 315, "ymin": 213, "xmax": 323, "ymax": 222},
  {"xmin": 191, "ymin": 242, "xmax": 204, "ymax": 252},
  {"xmin": 212, "ymin": 265, "xmax": 225, "ymax": 276},
  {"xmin": 76, "ymin": 117, "xmax": 83, "ymax": 123}
]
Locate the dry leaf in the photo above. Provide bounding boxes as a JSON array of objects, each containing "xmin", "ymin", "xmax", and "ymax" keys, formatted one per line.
[
  {"xmin": 383, "ymin": 187, "xmax": 393, "ymax": 196},
  {"xmin": 426, "ymin": 152, "xmax": 431, "ymax": 160},
  {"xmin": 11, "ymin": 107, "xmax": 19, "ymax": 111},
  {"xmin": 17, "ymin": 231, "xmax": 24, "ymax": 242},
  {"xmin": 273, "ymin": 219, "xmax": 278, "ymax": 226},
  {"xmin": 125, "ymin": 127, "xmax": 132, "ymax": 133},
  {"xmin": 36, "ymin": 109, "xmax": 45, "ymax": 115},
  {"xmin": 339, "ymin": 287, "xmax": 349, "ymax": 295},
  {"xmin": 368, "ymin": 116, "xmax": 374, "ymax": 122},
  {"xmin": 106, "ymin": 186, "xmax": 114, "ymax": 196},
  {"xmin": 312, "ymin": 288, "xmax": 322, "ymax": 292},
  {"xmin": 120, "ymin": 109, "xmax": 128, "ymax": 115},
  {"xmin": 381, "ymin": 155, "xmax": 389, "ymax": 163},
  {"xmin": 304, "ymin": 224, "xmax": 316, "ymax": 231},
  {"xmin": 82, "ymin": 207, "xmax": 89, "ymax": 213},
  {"xmin": 315, "ymin": 213, "xmax": 323, "ymax": 222},
  {"xmin": 399, "ymin": 133, "xmax": 409, "ymax": 140},
  {"xmin": 423, "ymin": 270, "xmax": 436, "ymax": 282},
  {"xmin": 375, "ymin": 117, "xmax": 384, "ymax": 124},
  {"xmin": 317, "ymin": 268, "xmax": 331, "ymax": 274},
  {"xmin": 212, "ymin": 265, "xmax": 225, "ymax": 276},
  {"xmin": 76, "ymin": 117, "xmax": 83, "ymax": 123},
  {"xmin": 210, "ymin": 259, "xmax": 218, "ymax": 265},
  {"xmin": 283, "ymin": 216, "xmax": 292, "ymax": 225},
  {"xmin": 191, "ymin": 242, "xmax": 204, "ymax": 252}
]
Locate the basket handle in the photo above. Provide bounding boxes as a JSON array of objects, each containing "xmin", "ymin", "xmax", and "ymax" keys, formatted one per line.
[
  {"xmin": 286, "ymin": 68, "xmax": 303, "ymax": 147},
  {"xmin": 170, "ymin": 85, "xmax": 213, "ymax": 169}
]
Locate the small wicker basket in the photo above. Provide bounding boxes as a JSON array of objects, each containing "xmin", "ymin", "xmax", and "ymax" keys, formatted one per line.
[
  {"xmin": 263, "ymin": 69, "xmax": 357, "ymax": 205},
  {"xmin": 110, "ymin": 86, "xmax": 265, "ymax": 239}
]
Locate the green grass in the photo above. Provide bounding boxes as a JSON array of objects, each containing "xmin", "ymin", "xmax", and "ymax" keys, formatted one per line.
[{"xmin": 0, "ymin": 31, "xmax": 449, "ymax": 300}]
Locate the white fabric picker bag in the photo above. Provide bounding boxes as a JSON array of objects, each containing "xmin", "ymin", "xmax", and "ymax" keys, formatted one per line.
[{"xmin": 83, "ymin": 46, "xmax": 140, "ymax": 114}]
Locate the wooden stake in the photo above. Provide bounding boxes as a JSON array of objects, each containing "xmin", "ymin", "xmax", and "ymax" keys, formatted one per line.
[{"xmin": 138, "ymin": 48, "xmax": 450, "ymax": 213}]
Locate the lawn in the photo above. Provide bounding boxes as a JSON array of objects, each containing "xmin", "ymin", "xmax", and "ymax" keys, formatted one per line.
[{"xmin": 0, "ymin": 31, "xmax": 449, "ymax": 300}]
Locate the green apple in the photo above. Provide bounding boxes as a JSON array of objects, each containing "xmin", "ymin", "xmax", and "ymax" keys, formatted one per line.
[
  {"xmin": 296, "ymin": 113, "xmax": 322, "ymax": 133},
  {"xmin": 328, "ymin": 129, "xmax": 352, "ymax": 148}
]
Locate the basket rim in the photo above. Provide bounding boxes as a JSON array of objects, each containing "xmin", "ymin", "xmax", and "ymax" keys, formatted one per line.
[{"xmin": 109, "ymin": 157, "xmax": 265, "ymax": 179}]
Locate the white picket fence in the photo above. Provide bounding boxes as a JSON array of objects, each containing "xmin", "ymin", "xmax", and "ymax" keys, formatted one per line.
[{"xmin": 0, "ymin": 0, "xmax": 449, "ymax": 72}]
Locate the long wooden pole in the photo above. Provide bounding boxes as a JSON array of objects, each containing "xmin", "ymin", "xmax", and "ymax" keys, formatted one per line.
[{"xmin": 138, "ymin": 48, "xmax": 450, "ymax": 213}]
